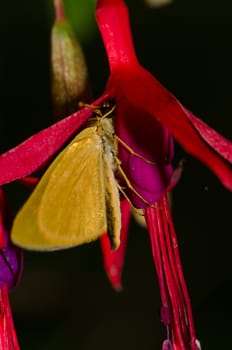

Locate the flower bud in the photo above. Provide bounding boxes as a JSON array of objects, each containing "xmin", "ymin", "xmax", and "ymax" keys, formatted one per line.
[
  {"xmin": 145, "ymin": 0, "xmax": 173, "ymax": 8},
  {"xmin": 51, "ymin": 0, "xmax": 91, "ymax": 121}
]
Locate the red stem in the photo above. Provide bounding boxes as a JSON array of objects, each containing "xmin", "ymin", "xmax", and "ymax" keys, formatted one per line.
[{"xmin": 53, "ymin": 0, "xmax": 65, "ymax": 21}]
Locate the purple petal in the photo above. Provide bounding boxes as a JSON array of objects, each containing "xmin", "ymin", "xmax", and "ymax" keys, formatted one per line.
[
  {"xmin": 0, "ymin": 189, "xmax": 23, "ymax": 290},
  {"xmin": 0, "ymin": 239, "xmax": 23, "ymax": 291},
  {"xmin": 115, "ymin": 99, "xmax": 174, "ymax": 208}
]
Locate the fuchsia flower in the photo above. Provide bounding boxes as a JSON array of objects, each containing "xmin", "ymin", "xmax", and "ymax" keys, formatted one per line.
[
  {"xmin": 0, "ymin": 188, "xmax": 23, "ymax": 350},
  {"xmin": 0, "ymin": 0, "xmax": 231, "ymax": 348}
]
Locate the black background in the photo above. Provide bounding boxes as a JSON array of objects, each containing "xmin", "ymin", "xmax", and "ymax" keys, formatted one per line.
[{"xmin": 0, "ymin": 0, "xmax": 232, "ymax": 348}]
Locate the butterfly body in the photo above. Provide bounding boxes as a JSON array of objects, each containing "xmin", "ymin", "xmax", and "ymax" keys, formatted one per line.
[{"xmin": 11, "ymin": 115, "xmax": 121, "ymax": 251}]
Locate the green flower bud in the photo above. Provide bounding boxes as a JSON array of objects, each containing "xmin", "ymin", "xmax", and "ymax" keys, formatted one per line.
[{"xmin": 51, "ymin": 1, "xmax": 91, "ymax": 121}]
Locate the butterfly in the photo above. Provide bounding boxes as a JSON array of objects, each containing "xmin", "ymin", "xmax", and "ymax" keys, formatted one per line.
[{"xmin": 11, "ymin": 105, "xmax": 121, "ymax": 251}]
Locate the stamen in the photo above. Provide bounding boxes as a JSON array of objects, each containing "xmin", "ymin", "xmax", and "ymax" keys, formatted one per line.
[
  {"xmin": 0, "ymin": 284, "xmax": 20, "ymax": 349},
  {"xmin": 144, "ymin": 193, "xmax": 198, "ymax": 349},
  {"xmin": 162, "ymin": 194, "xmax": 197, "ymax": 347},
  {"xmin": 115, "ymin": 135, "xmax": 157, "ymax": 165},
  {"xmin": 117, "ymin": 184, "xmax": 135, "ymax": 209},
  {"xmin": 195, "ymin": 339, "xmax": 202, "ymax": 350},
  {"xmin": 145, "ymin": 206, "xmax": 170, "ymax": 323},
  {"xmin": 160, "ymin": 306, "xmax": 171, "ymax": 326},
  {"xmin": 155, "ymin": 200, "xmax": 186, "ymax": 348},
  {"xmin": 162, "ymin": 339, "xmax": 173, "ymax": 350}
]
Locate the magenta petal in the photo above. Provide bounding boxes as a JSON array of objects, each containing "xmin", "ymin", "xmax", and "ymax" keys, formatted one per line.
[
  {"xmin": 114, "ymin": 97, "xmax": 174, "ymax": 208},
  {"xmin": 126, "ymin": 156, "xmax": 173, "ymax": 208},
  {"xmin": 0, "ymin": 95, "xmax": 109, "ymax": 186},
  {"xmin": 0, "ymin": 241, "xmax": 23, "ymax": 291},
  {"xmin": 0, "ymin": 189, "xmax": 23, "ymax": 291}
]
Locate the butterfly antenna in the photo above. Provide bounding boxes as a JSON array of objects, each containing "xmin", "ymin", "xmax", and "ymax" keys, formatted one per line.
[{"xmin": 78, "ymin": 101, "xmax": 116, "ymax": 120}]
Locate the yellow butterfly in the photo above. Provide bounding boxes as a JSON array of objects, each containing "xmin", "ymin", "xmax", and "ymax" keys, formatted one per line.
[{"xmin": 11, "ymin": 106, "xmax": 121, "ymax": 251}]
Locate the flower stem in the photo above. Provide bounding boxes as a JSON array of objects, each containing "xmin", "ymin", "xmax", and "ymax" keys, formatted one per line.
[{"xmin": 53, "ymin": 0, "xmax": 65, "ymax": 21}]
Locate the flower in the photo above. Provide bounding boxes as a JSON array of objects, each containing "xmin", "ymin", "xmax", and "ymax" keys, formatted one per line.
[
  {"xmin": 0, "ymin": 0, "xmax": 231, "ymax": 349},
  {"xmin": 0, "ymin": 1, "xmax": 230, "ymax": 191},
  {"xmin": 0, "ymin": 188, "xmax": 23, "ymax": 350}
]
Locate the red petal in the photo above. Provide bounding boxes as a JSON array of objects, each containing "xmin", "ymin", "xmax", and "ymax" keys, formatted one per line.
[
  {"xmin": 17, "ymin": 176, "xmax": 39, "ymax": 189},
  {"xmin": 111, "ymin": 65, "xmax": 232, "ymax": 190},
  {"xmin": 96, "ymin": 0, "xmax": 137, "ymax": 70},
  {"xmin": 0, "ymin": 189, "xmax": 11, "ymax": 248},
  {"xmin": 100, "ymin": 199, "xmax": 131, "ymax": 291},
  {"xmin": 179, "ymin": 103, "xmax": 232, "ymax": 163},
  {"xmin": 96, "ymin": 0, "xmax": 232, "ymax": 190},
  {"xmin": 0, "ymin": 190, "xmax": 6, "ymax": 248},
  {"xmin": 0, "ymin": 95, "xmax": 108, "ymax": 186}
]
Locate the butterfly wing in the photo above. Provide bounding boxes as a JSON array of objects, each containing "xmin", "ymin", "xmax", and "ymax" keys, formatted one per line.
[
  {"xmin": 11, "ymin": 127, "xmax": 107, "ymax": 251},
  {"xmin": 103, "ymin": 150, "xmax": 121, "ymax": 250}
]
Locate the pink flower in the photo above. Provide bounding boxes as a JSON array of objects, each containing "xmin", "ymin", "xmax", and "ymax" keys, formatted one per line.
[{"xmin": 0, "ymin": 0, "xmax": 231, "ymax": 348}]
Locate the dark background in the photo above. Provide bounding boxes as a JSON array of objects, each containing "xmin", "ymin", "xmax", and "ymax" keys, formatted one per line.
[{"xmin": 1, "ymin": 0, "xmax": 232, "ymax": 348}]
